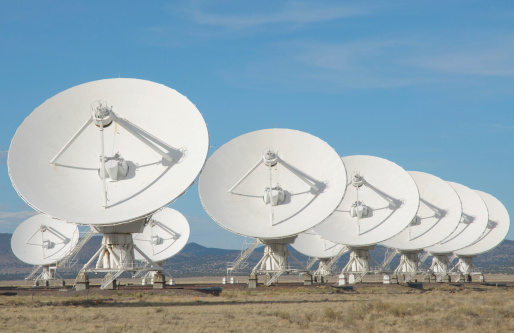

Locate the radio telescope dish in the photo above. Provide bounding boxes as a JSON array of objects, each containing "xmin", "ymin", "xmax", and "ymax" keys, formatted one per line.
[
  {"xmin": 8, "ymin": 78, "xmax": 209, "ymax": 225},
  {"xmin": 454, "ymin": 190, "xmax": 510, "ymax": 257},
  {"xmin": 199, "ymin": 128, "xmax": 347, "ymax": 239},
  {"xmin": 425, "ymin": 182, "xmax": 489, "ymax": 254},
  {"xmin": 314, "ymin": 155, "xmax": 420, "ymax": 247},
  {"xmin": 292, "ymin": 229, "xmax": 346, "ymax": 259},
  {"xmin": 133, "ymin": 208, "xmax": 190, "ymax": 262},
  {"xmin": 11, "ymin": 214, "xmax": 79, "ymax": 266},
  {"xmin": 381, "ymin": 171, "xmax": 462, "ymax": 251}
]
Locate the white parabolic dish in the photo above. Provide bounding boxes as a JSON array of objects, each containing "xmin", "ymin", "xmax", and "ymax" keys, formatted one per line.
[
  {"xmin": 8, "ymin": 79, "xmax": 209, "ymax": 225},
  {"xmin": 381, "ymin": 171, "xmax": 462, "ymax": 251},
  {"xmin": 425, "ymin": 182, "xmax": 489, "ymax": 254},
  {"xmin": 292, "ymin": 229, "xmax": 346, "ymax": 259},
  {"xmin": 454, "ymin": 190, "xmax": 510, "ymax": 257},
  {"xmin": 11, "ymin": 214, "xmax": 79, "ymax": 266},
  {"xmin": 314, "ymin": 155, "xmax": 420, "ymax": 247},
  {"xmin": 133, "ymin": 208, "xmax": 190, "ymax": 262},
  {"xmin": 199, "ymin": 129, "xmax": 347, "ymax": 239}
]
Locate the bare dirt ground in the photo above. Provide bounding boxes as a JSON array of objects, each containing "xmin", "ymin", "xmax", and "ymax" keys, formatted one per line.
[{"xmin": 0, "ymin": 275, "xmax": 513, "ymax": 332}]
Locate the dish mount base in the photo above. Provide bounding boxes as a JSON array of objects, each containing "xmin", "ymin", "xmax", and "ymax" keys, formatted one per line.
[
  {"xmin": 393, "ymin": 250, "xmax": 422, "ymax": 282},
  {"xmin": 337, "ymin": 245, "xmax": 385, "ymax": 285},
  {"xmin": 251, "ymin": 237, "xmax": 308, "ymax": 286},
  {"xmin": 26, "ymin": 264, "xmax": 65, "ymax": 287},
  {"xmin": 76, "ymin": 232, "xmax": 163, "ymax": 289},
  {"xmin": 428, "ymin": 253, "xmax": 452, "ymax": 282},
  {"xmin": 456, "ymin": 255, "xmax": 475, "ymax": 275}
]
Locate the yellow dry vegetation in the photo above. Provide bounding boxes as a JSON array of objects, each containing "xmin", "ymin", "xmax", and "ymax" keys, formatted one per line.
[{"xmin": 0, "ymin": 284, "xmax": 513, "ymax": 332}]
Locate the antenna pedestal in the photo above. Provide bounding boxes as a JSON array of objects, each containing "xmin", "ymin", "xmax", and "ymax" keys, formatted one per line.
[
  {"xmin": 97, "ymin": 234, "xmax": 137, "ymax": 271},
  {"xmin": 32, "ymin": 265, "xmax": 61, "ymax": 287},
  {"xmin": 315, "ymin": 258, "xmax": 334, "ymax": 277},
  {"xmin": 340, "ymin": 245, "xmax": 376, "ymax": 284},
  {"xmin": 142, "ymin": 270, "xmax": 161, "ymax": 286},
  {"xmin": 85, "ymin": 220, "xmax": 147, "ymax": 278},
  {"xmin": 382, "ymin": 250, "xmax": 422, "ymax": 284},
  {"xmin": 140, "ymin": 261, "xmax": 172, "ymax": 288},
  {"xmin": 40, "ymin": 265, "xmax": 57, "ymax": 281},
  {"xmin": 262, "ymin": 243, "xmax": 290, "ymax": 272},
  {"xmin": 78, "ymin": 209, "xmax": 188, "ymax": 289},
  {"xmin": 252, "ymin": 237, "xmax": 307, "ymax": 286},
  {"xmin": 394, "ymin": 251, "xmax": 421, "ymax": 275},
  {"xmin": 430, "ymin": 253, "xmax": 448, "ymax": 273},
  {"xmin": 254, "ymin": 237, "xmax": 296, "ymax": 272},
  {"xmin": 429, "ymin": 253, "xmax": 451, "ymax": 282},
  {"xmin": 79, "ymin": 230, "xmax": 162, "ymax": 289},
  {"xmin": 455, "ymin": 256, "xmax": 479, "ymax": 279}
]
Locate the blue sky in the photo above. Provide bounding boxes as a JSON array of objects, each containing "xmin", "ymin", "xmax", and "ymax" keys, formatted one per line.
[{"xmin": 0, "ymin": 1, "xmax": 513, "ymax": 249}]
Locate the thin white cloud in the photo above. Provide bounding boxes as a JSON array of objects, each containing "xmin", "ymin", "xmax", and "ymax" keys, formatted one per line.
[
  {"xmin": 139, "ymin": 1, "xmax": 372, "ymax": 47},
  {"xmin": 227, "ymin": 39, "xmax": 428, "ymax": 91},
  {"xmin": 491, "ymin": 124, "xmax": 514, "ymax": 130},
  {"xmin": 406, "ymin": 51, "xmax": 514, "ymax": 77},
  {"xmin": 402, "ymin": 33, "xmax": 514, "ymax": 77},
  {"xmin": 221, "ymin": 29, "xmax": 514, "ymax": 92},
  {"xmin": 191, "ymin": 2, "xmax": 369, "ymax": 29},
  {"xmin": 0, "ymin": 210, "xmax": 37, "ymax": 232},
  {"xmin": 293, "ymin": 39, "xmax": 403, "ymax": 70}
]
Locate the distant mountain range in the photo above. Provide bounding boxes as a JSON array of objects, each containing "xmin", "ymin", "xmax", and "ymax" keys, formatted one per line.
[{"xmin": 0, "ymin": 233, "xmax": 512, "ymax": 280}]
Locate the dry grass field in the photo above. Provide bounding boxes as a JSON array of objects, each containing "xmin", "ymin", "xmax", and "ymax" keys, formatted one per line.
[{"xmin": 0, "ymin": 277, "xmax": 513, "ymax": 332}]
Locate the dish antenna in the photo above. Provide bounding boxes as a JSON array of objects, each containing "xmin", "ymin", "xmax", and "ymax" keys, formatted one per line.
[
  {"xmin": 9, "ymin": 78, "xmax": 209, "ymax": 224},
  {"xmin": 314, "ymin": 155, "xmax": 420, "ymax": 284},
  {"xmin": 199, "ymin": 129, "xmax": 347, "ymax": 286},
  {"xmin": 380, "ymin": 171, "xmax": 462, "ymax": 282},
  {"xmin": 452, "ymin": 190, "xmax": 510, "ymax": 281},
  {"xmin": 132, "ymin": 208, "xmax": 190, "ymax": 285},
  {"xmin": 8, "ymin": 79, "xmax": 209, "ymax": 288},
  {"xmin": 424, "ymin": 182, "xmax": 489, "ymax": 282},
  {"xmin": 11, "ymin": 214, "xmax": 79, "ymax": 285},
  {"xmin": 291, "ymin": 229, "xmax": 349, "ymax": 280}
]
